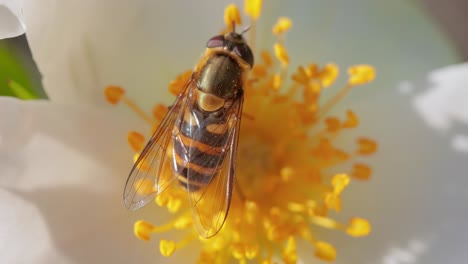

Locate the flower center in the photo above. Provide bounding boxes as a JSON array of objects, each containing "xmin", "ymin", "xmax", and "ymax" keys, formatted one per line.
[
  {"xmin": 236, "ymin": 133, "xmax": 276, "ymax": 199},
  {"xmin": 104, "ymin": 1, "xmax": 378, "ymax": 263}
]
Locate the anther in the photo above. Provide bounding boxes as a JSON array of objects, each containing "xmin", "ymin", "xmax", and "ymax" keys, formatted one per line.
[
  {"xmin": 314, "ymin": 241, "xmax": 337, "ymax": 261},
  {"xmin": 273, "ymin": 17, "xmax": 293, "ymax": 35},
  {"xmin": 104, "ymin": 85, "xmax": 125, "ymax": 105},
  {"xmin": 274, "ymin": 43, "xmax": 289, "ymax": 67},
  {"xmin": 127, "ymin": 131, "xmax": 145, "ymax": 152},
  {"xmin": 320, "ymin": 63, "xmax": 339, "ymax": 88},
  {"xmin": 351, "ymin": 163, "xmax": 372, "ymax": 180},
  {"xmin": 160, "ymin": 240, "xmax": 177, "ymax": 257},
  {"xmin": 244, "ymin": 0, "xmax": 262, "ymax": 20},
  {"xmin": 134, "ymin": 220, "xmax": 155, "ymax": 241},
  {"xmin": 224, "ymin": 4, "xmax": 242, "ymax": 31},
  {"xmin": 348, "ymin": 65, "xmax": 376, "ymax": 86},
  {"xmin": 343, "ymin": 110, "xmax": 359, "ymax": 128},
  {"xmin": 346, "ymin": 218, "xmax": 371, "ymax": 237},
  {"xmin": 325, "ymin": 117, "xmax": 341, "ymax": 133},
  {"xmin": 152, "ymin": 104, "xmax": 168, "ymax": 121},
  {"xmin": 356, "ymin": 137, "xmax": 378, "ymax": 155},
  {"xmin": 282, "ymin": 236, "xmax": 298, "ymax": 263}
]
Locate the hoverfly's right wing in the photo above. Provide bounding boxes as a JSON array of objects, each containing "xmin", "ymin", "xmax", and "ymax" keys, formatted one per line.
[
  {"xmin": 186, "ymin": 94, "xmax": 244, "ymax": 238},
  {"xmin": 123, "ymin": 76, "xmax": 194, "ymax": 210}
]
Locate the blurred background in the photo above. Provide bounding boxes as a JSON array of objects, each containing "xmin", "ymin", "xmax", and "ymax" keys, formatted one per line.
[
  {"xmin": 1, "ymin": 1, "xmax": 468, "ymax": 264},
  {"xmin": 422, "ymin": 0, "xmax": 468, "ymax": 59},
  {"xmin": 0, "ymin": 0, "xmax": 467, "ymax": 100}
]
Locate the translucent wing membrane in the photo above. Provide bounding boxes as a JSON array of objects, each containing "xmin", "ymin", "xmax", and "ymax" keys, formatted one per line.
[
  {"xmin": 186, "ymin": 95, "xmax": 244, "ymax": 238},
  {"xmin": 124, "ymin": 71, "xmax": 244, "ymax": 238},
  {"xmin": 123, "ymin": 78, "xmax": 194, "ymax": 210}
]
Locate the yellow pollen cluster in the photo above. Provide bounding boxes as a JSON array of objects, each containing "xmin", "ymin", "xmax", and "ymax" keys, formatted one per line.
[{"xmin": 105, "ymin": 2, "xmax": 377, "ymax": 263}]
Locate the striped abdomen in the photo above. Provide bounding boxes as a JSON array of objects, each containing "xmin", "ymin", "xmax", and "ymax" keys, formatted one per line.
[{"xmin": 172, "ymin": 105, "xmax": 229, "ymax": 191}]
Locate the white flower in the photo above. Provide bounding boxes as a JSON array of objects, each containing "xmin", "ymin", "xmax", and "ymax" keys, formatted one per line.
[
  {"xmin": 1, "ymin": 0, "xmax": 468, "ymax": 263},
  {"xmin": 0, "ymin": 0, "xmax": 25, "ymax": 39}
]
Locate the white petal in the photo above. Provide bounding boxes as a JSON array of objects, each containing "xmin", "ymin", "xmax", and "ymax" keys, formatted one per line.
[
  {"xmin": 0, "ymin": 189, "xmax": 67, "ymax": 263},
  {"xmin": 0, "ymin": 97, "xmax": 168, "ymax": 263},
  {"xmin": 0, "ymin": 0, "xmax": 25, "ymax": 39},
  {"xmin": 22, "ymin": 1, "xmax": 459, "ymax": 111},
  {"xmin": 321, "ymin": 64, "xmax": 468, "ymax": 263},
  {"xmin": 21, "ymin": 0, "xmax": 243, "ymax": 109},
  {"xmin": 412, "ymin": 63, "xmax": 468, "ymax": 134},
  {"xmin": 278, "ymin": 0, "xmax": 459, "ymax": 78},
  {"xmin": 0, "ymin": 97, "xmax": 141, "ymax": 190}
]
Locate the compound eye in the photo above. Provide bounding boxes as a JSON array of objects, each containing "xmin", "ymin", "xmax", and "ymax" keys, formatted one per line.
[
  {"xmin": 233, "ymin": 44, "xmax": 254, "ymax": 68},
  {"xmin": 206, "ymin": 35, "xmax": 225, "ymax": 48}
]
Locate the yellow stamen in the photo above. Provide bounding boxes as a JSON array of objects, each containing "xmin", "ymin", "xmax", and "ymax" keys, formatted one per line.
[
  {"xmin": 134, "ymin": 220, "xmax": 155, "ymax": 241},
  {"xmin": 135, "ymin": 216, "xmax": 194, "ymax": 244},
  {"xmin": 272, "ymin": 74, "xmax": 282, "ymax": 91},
  {"xmin": 280, "ymin": 167, "xmax": 294, "ymax": 182},
  {"xmin": 332, "ymin": 173, "xmax": 350, "ymax": 194},
  {"xmin": 133, "ymin": 153, "xmax": 151, "ymax": 171},
  {"xmin": 325, "ymin": 117, "xmax": 341, "ymax": 133},
  {"xmin": 303, "ymin": 82, "xmax": 321, "ymax": 104},
  {"xmin": 244, "ymin": 0, "xmax": 262, "ymax": 20},
  {"xmin": 127, "ymin": 131, "xmax": 145, "ymax": 152},
  {"xmin": 309, "ymin": 216, "xmax": 341, "ymax": 230},
  {"xmin": 273, "ymin": 17, "xmax": 293, "ymax": 35},
  {"xmin": 104, "ymin": 86, "xmax": 154, "ymax": 124},
  {"xmin": 320, "ymin": 63, "xmax": 339, "ymax": 88},
  {"xmin": 245, "ymin": 244, "xmax": 259, "ymax": 259},
  {"xmin": 117, "ymin": 2, "xmax": 377, "ymax": 262},
  {"xmin": 160, "ymin": 240, "xmax": 176, "ymax": 256},
  {"xmin": 261, "ymin": 51, "xmax": 273, "ymax": 67},
  {"xmin": 287, "ymin": 202, "xmax": 305, "ymax": 213},
  {"xmin": 152, "ymin": 104, "xmax": 168, "ymax": 121},
  {"xmin": 357, "ymin": 137, "xmax": 378, "ymax": 155},
  {"xmin": 104, "ymin": 85, "xmax": 125, "ymax": 105},
  {"xmin": 274, "ymin": 43, "xmax": 289, "ymax": 67},
  {"xmin": 343, "ymin": 110, "xmax": 359, "ymax": 128},
  {"xmin": 314, "ymin": 241, "xmax": 336, "ymax": 261},
  {"xmin": 173, "ymin": 214, "xmax": 193, "ymax": 229},
  {"xmin": 155, "ymin": 193, "xmax": 169, "ymax": 207},
  {"xmin": 306, "ymin": 64, "xmax": 320, "ymax": 78},
  {"xmin": 167, "ymin": 197, "xmax": 182, "ymax": 213},
  {"xmin": 168, "ymin": 70, "xmax": 192, "ymax": 96},
  {"xmin": 314, "ymin": 83, "xmax": 353, "ymax": 121},
  {"xmin": 324, "ymin": 193, "xmax": 342, "ymax": 211},
  {"xmin": 134, "ymin": 179, "xmax": 155, "ymax": 195},
  {"xmin": 352, "ymin": 163, "xmax": 372, "ymax": 180},
  {"xmin": 224, "ymin": 4, "xmax": 242, "ymax": 30},
  {"xmin": 348, "ymin": 65, "xmax": 376, "ymax": 86},
  {"xmin": 281, "ymin": 236, "xmax": 298, "ymax": 264},
  {"xmin": 232, "ymin": 243, "xmax": 245, "ymax": 260},
  {"xmin": 123, "ymin": 97, "xmax": 154, "ymax": 125},
  {"xmin": 292, "ymin": 66, "xmax": 309, "ymax": 85},
  {"xmin": 346, "ymin": 218, "xmax": 371, "ymax": 237},
  {"xmin": 252, "ymin": 65, "xmax": 268, "ymax": 78},
  {"xmin": 245, "ymin": 201, "xmax": 259, "ymax": 224}
]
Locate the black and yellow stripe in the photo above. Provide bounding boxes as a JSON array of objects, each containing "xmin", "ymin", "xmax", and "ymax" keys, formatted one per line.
[{"xmin": 173, "ymin": 106, "xmax": 229, "ymax": 191}]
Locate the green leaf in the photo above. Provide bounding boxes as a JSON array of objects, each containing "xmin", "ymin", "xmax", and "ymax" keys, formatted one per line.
[
  {"xmin": 7, "ymin": 79, "xmax": 38, "ymax": 99},
  {"xmin": 0, "ymin": 35, "xmax": 46, "ymax": 99}
]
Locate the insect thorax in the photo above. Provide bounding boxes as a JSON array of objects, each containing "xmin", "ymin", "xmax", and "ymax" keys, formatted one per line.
[{"xmin": 196, "ymin": 54, "xmax": 243, "ymax": 101}]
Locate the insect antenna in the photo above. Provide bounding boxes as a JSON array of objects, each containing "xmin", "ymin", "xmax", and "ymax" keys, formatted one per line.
[{"xmin": 240, "ymin": 25, "xmax": 251, "ymax": 36}]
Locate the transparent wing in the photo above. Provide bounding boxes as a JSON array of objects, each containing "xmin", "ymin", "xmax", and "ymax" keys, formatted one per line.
[
  {"xmin": 187, "ymin": 94, "xmax": 244, "ymax": 238},
  {"xmin": 123, "ymin": 77, "xmax": 194, "ymax": 210}
]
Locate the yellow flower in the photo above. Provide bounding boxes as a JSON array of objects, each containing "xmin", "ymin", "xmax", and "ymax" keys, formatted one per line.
[{"xmin": 105, "ymin": 2, "xmax": 376, "ymax": 263}]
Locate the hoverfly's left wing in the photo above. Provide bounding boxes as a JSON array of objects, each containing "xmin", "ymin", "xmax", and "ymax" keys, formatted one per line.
[
  {"xmin": 186, "ymin": 94, "xmax": 244, "ymax": 238},
  {"xmin": 123, "ymin": 77, "xmax": 194, "ymax": 210}
]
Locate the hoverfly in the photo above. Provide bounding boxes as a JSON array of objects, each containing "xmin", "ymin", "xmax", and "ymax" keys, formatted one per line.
[{"xmin": 123, "ymin": 28, "xmax": 254, "ymax": 238}]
